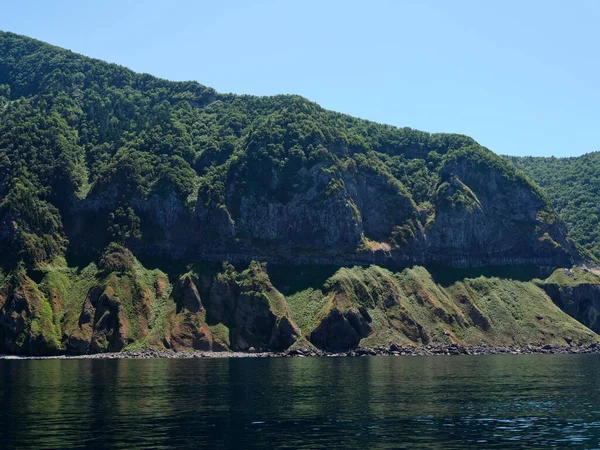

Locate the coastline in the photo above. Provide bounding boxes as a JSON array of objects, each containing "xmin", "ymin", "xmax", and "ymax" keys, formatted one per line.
[{"xmin": 3, "ymin": 343, "xmax": 600, "ymax": 360}]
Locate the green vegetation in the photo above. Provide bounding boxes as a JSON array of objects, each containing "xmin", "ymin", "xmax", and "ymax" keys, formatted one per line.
[
  {"xmin": 507, "ymin": 153, "xmax": 600, "ymax": 258},
  {"xmin": 0, "ymin": 31, "xmax": 567, "ymax": 269},
  {"xmin": 280, "ymin": 264, "xmax": 599, "ymax": 348},
  {"xmin": 0, "ymin": 31, "xmax": 598, "ymax": 354},
  {"xmin": 208, "ymin": 323, "xmax": 230, "ymax": 348},
  {"xmin": 542, "ymin": 267, "xmax": 600, "ymax": 287},
  {"xmin": 98, "ymin": 243, "xmax": 135, "ymax": 272},
  {"xmin": 286, "ymin": 288, "xmax": 329, "ymax": 333},
  {"xmin": 1, "ymin": 254, "xmax": 600, "ymax": 354}
]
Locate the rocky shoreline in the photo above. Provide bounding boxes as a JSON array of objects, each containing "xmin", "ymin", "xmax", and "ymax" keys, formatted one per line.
[{"xmin": 3, "ymin": 343, "xmax": 600, "ymax": 360}]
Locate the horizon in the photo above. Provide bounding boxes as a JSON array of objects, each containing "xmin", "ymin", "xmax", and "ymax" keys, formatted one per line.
[{"xmin": 2, "ymin": 1, "xmax": 600, "ymax": 157}]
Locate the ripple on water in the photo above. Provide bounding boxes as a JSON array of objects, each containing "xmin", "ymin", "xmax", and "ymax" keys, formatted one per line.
[{"xmin": 2, "ymin": 355, "xmax": 600, "ymax": 448}]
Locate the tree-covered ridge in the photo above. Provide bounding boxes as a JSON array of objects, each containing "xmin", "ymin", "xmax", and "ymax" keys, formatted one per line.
[
  {"xmin": 506, "ymin": 152, "xmax": 600, "ymax": 259},
  {"xmin": 0, "ymin": 31, "xmax": 574, "ymax": 269},
  {"xmin": 1, "ymin": 31, "xmax": 599, "ymax": 356}
]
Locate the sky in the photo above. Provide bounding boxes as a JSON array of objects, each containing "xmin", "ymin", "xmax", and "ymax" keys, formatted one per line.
[{"xmin": 1, "ymin": 0, "xmax": 599, "ymax": 157}]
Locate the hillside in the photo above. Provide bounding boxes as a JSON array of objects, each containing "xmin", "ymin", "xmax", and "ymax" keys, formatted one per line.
[
  {"xmin": 506, "ymin": 153, "xmax": 600, "ymax": 260},
  {"xmin": 0, "ymin": 31, "xmax": 598, "ymax": 355},
  {"xmin": 2, "ymin": 252, "xmax": 599, "ymax": 355},
  {"xmin": 0, "ymin": 31, "xmax": 581, "ymax": 270}
]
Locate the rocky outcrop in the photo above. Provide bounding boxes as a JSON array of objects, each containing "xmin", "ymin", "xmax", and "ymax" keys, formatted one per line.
[
  {"xmin": 166, "ymin": 264, "xmax": 300, "ymax": 352},
  {"xmin": 422, "ymin": 155, "xmax": 575, "ymax": 268},
  {"xmin": 310, "ymin": 307, "xmax": 373, "ymax": 351},
  {"xmin": 0, "ymin": 270, "xmax": 61, "ymax": 355},
  {"xmin": 171, "ymin": 275, "xmax": 203, "ymax": 313},
  {"xmin": 166, "ymin": 317, "xmax": 213, "ymax": 351},
  {"xmin": 232, "ymin": 164, "xmax": 363, "ymax": 248},
  {"xmin": 187, "ymin": 156, "xmax": 576, "ymax": 269},
  {"xmin": 61, "ymin": 148, "xmax": 578, "ymax": 272},
  {"xmin": 68, "ymin": 287, "xmax": 129, "ymax": 354},
  {"xmin": 1, "ymin": 260, "xmax": 599, "ymax": 356},
  {"xmin": 269, "ymin": 316, "xmax": 299, "ymax": 351},
  {"xmin": 541, "ymin": 269, "xmax": 600, "ymax": 334},
  {"xmin": 207, "ymin": 262, "xmax": 300, "ymax": 351},
  {"xmin": 206, "ymin": 272, "xmax": 237, "ymax": 325}
]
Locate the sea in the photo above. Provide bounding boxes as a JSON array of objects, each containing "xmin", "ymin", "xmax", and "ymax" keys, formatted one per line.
[{"xmin": 2, "ymin": 354, "xmax": 600, "ymax": 448}]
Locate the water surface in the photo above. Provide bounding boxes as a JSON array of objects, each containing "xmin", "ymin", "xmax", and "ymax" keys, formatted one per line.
[{"xmin": 2, "ymin": 354, "xmax": 600, "ymax": 448}]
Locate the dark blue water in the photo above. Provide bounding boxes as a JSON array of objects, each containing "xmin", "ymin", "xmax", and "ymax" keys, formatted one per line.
[{"xmin": 2, "ymin": 355, "xmax": 600, "ymax": 449}]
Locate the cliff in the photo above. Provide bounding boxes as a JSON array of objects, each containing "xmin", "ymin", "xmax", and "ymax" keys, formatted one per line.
[
  {"xmin": 506, "ymin": 152, "xmax": 600, "ymax": 261},
  {"xmin": 1, "ymin": 252, "xmax": 598, "ymax": 355},
  {"xmin": 0, "ymin": 31, "xmax": 582, "ymax": 272},
  {"xmin": 0, "ymin": 31, "xmax": 596, "ymax": 355}
]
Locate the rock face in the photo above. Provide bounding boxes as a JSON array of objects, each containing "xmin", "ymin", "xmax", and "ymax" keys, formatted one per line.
[
  {"xmin": 0, "ymin": 270, "xmax": 62, "ymax": 355},
  {"xmin": 423, "ymin": 156, "xmax": 576, "ymax": 267},
  {"xmin": 68, "ymin": 287, "xmax": 128, "ymax": 354},
  {"xmin": 541, "ymin": 269, "xmax": 600, "ymax": 334},
  {"xmin": 56, "ymin": 148, "xmax": 578, "ymax": 272},
  {"xmin": 165, "ymin": 274, "xmax": 216, "ymax": 351},
  {"xmin": 165, "ymin": 264, "xmax": 301, "ymax": 352},
  {"xmin": 0, "ymin": 260, "xmax": 599, "ymax": 356},
  {"xmin": 310, "ymin": 308, "xmax": 373, "ymax": 351},
  {"xmin": 64, "ymin": 150, "xmax": 576, "ymax": 272},
  {"xmin": 171, "ymin": 275, "xmax": 203, "ymax": 313},
  {"xmin": 206, "ymin": 263, "xmax": 301, "ymax": 351},
  {"xmin": 166, "ymin": 319, "xmax": 213, "ymax": 351}
]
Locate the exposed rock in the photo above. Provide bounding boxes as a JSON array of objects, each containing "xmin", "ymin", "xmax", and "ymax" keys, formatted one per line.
[
  {"xmin": 269, "ymin": 316, "xmax": 301, "ymax": 351},
  {"xmin": 310, "ymin": 308, "xmax": 373, "ymax": 351},
  {"xmin": 167, "ymin": 317, "xmax": 213, "ymax": 351},
  {"xmin": 542, "ymin": 282, "xmax": 600, "ymax": 333},
  {"xmin": 171, "ymin": 275, "xmax": 203, "ymax": 313},
  {"xmin": 206, "ymin": 273, "xmax": 237, "ymax": 325},
  {"xmin": 0, "ymin": 271, "xmax": 61, "ymax": 355},
  {"xmin": 68, "ymin": 287, "xmax": 128, "ymax": 354},
  {"xmin": 232, "ymin": 165, "xmax": 363, "ymax": 248},
  {"xmin": 345, "ymin": 308, "xmax": 373, "ymax": 337},
  {"xmin": 423, "ymin": 156, "xmax": 575, "ymax": 268}
]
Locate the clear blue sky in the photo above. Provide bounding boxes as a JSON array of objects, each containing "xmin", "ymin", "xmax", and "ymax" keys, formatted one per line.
[{"xmin": 1, "ymin": 0, "xmax": 599, "ymax": 157}]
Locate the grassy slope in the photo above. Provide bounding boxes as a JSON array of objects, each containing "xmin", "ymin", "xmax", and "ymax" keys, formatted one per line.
[
  {"xmin": 274, "ymin": 264, "xmax": 599, "ymax": 348},
  {"xmin": 3, "ymin": 259, "xmax": 599, "ymax": 354},
  {"xmin": 31, "ymin": 259, "xmax": 171, "ymax": 352}
]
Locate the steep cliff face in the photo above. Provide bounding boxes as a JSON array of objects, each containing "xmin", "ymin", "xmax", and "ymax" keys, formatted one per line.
[
  {"xmin": 0, "ymin": 32, "xmax": 582, "ymax": 272},
  {"xmin": 0, "ymin": 32, "xmax": 595, "ymax": 355},
  {"xmin": 203, "ymin": 262, "xmax": 301, "ymax": 351},
  {"xmin": 0, "ymin": 268, "xmax": 62, "ymax": 355},
  {"xmin": 506, "ymin": 152, "xmax": 600, "ymax": 260},
  {"xmin": 63, "ymin": 145, "xmax": 576, "ymax": 270},
  {"xmin": 185, "ymin": 145, "xmax": 574, "ymax": 268},
  {"xmin": 422, "ymin": 151, "xmax": 576, "ymax": 267},
  {"xmin": 207, "ymin": 162, "xmax": 420, "ymax": 254},
  {"xmin": 539, "ymin": 268, "xmax": 600, "ymax": 334},
  {"xmin": 3, "ymin": 256, "xmax": 599, "ymax": 356}
]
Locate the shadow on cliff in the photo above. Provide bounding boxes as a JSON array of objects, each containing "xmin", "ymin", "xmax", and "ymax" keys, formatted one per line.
[
  {"xmin": 426, "ymin": 264, "xmax": 543, "ymax": 287},
  {"xmin": 269, "ymin": 262, "xmax": 545, "ymax": 293},
  {"xmin": 62, "ymin": 246, "xmax": 548, "ymax": 295},
  {"xmin": 268, "ymin": 264, "xmax": 340, "ymax": 296},
  {"xmin": 135, "ymin": 254, "xmax": 229, "ymax": 284},
  {"xmin": 64, "ymin": 248, "xmax": 98, "ymax": 271}
]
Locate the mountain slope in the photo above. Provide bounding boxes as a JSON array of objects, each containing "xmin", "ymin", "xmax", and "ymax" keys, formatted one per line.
[
  {"xmin": 0, "ymin": 31, "xmax": 597, "ymax": 355},
  {"xmin": 2, "ymin": 255, "xmax": 598, "ymax": 355},
  {"xmin": 0, "ymin": 31, "xmax": 580, "ymax": 270},
  {"xmin": 506, "ymin": 153, "xmax": 600, "ymax": 260}
]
